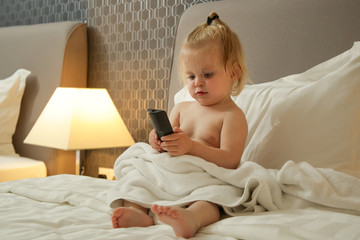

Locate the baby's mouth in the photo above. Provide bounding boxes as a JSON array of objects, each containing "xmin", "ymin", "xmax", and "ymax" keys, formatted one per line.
[{"xmin": 196, "ymin": 91, "xmax": 208, "ymax": 96}]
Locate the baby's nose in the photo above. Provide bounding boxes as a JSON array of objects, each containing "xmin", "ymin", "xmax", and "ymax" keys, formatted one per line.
[{"xmin": 194, "ymin": 77, "xmax": 204, "ymax": 86}]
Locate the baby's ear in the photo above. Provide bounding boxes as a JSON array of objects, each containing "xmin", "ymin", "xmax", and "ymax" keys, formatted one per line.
[{"xmin": 229, "ymin": 62, "xmax": 242, "ymax": 82}]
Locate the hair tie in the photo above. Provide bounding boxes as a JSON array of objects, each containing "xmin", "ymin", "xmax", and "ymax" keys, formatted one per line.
[{"xmin": 207, "ymin": 14, "xmax": 219, "ymax": 25}]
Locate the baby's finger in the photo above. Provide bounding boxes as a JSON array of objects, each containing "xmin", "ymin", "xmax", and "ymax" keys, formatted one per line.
[
  {"xmin": 172, "ymin": 127, "xmax": 182, "ymax": 133},
  {"xmin": 161, "ymin": 133, "xmax": 179, "ymax": 142}
]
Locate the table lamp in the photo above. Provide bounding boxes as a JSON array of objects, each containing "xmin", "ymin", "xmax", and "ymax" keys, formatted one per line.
[{"xmin": 24, "ymin": 87, "xmax": 135, "ymax": 175}]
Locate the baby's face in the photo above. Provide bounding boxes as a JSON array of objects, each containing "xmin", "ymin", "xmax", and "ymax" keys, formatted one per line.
[{"xmin": 181, "ymin": 43, "xmax": 234, "ymax": 106}]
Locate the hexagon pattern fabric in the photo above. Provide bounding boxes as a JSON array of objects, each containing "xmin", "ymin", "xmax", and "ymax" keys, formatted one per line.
[{"xmin": 0, "ymin": 0, "xmax": 217, "ymax": 176}]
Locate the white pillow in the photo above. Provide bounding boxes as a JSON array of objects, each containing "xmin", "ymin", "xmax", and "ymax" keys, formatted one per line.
[
  {"xmin": 0, "ymin": 69, "xmax": 30, "ymax": 156},
  {"xmin": 174, "ymin": 42, "xmax": 360, "ymax": 178}
]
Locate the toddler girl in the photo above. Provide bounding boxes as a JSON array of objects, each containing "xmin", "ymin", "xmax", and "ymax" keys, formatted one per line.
[{"xmin": 112, "ymin": 12, "xmax": 248, "ymax": 239}]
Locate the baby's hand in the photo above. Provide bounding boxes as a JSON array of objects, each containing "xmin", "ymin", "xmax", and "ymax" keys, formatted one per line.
[
  {"xmin": 160, "ymin": 127, "xmax": 192, "ymax": 156},
  {"xmin": 149, "ymin": 129, "xmax": 163, "ymax": 152}
]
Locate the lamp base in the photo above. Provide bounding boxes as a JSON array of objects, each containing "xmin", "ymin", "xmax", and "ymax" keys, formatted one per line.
[{"xmin": 75, "ymin": 150, "xmax": 85, "ymax": 175}]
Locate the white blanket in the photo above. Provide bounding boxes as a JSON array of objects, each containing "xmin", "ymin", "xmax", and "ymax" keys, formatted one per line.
[
  {"xmin": 108, "ymin": 143, "xmax": 360, "ymax": 215},
  {"xmin": 2, "ymin": 174, "xmax": 360, "ymax": 240}
]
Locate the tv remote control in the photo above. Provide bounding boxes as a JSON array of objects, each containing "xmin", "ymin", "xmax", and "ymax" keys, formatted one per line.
[{"xmin": 147, "ymin": 109, "xmax": 174, "ymax": 139}]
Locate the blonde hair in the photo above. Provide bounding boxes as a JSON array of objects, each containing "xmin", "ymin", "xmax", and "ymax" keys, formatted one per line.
[{"xmin": 181, "ymin": 12, "xmax": 248, "ymax": 96}]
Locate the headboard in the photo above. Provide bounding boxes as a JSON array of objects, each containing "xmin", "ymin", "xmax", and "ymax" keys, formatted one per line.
[
  {"xmin": 168, "ymin": 0, "xmax": 360, "ymax": 111},
  {"xmin": 0, "ymin": 22, "xmax": 87, "ymax": 175}
]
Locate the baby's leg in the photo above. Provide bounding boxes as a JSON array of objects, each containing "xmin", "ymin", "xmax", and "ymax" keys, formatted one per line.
[
  {"xmin": 112, "ymin": 200, "xmax": 154, "ymax": 228},
  {"xmin": 151, "ymin": 201, "xmax": 220, "ymax": 239}
]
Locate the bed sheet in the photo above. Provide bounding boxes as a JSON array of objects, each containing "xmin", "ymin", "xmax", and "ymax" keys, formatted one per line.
[
  {"xmin": 0, "ymin": 175, "xmax": 359, "ymax": 240},
  {"xmin": 0, "ymin": 155, "xmax": 46, "ymax": 182}
]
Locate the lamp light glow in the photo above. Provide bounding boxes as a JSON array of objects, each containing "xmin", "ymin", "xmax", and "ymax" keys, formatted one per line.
[{"xmin": 24, "ymin": 87, "xmax": 135, "ymax": 174}]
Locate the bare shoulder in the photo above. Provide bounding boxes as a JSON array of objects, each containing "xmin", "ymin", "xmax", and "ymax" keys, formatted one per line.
[
  {"xmin": 172, "ymin": 101, "xmax": 194, "ymax": 113},
  {"xmin": 225, "ymin": 104, "xmax": 247, "ymax": 125},
  {"xmin": 170, "ymin": 101, "xmax": 194, "ymax": 126}
]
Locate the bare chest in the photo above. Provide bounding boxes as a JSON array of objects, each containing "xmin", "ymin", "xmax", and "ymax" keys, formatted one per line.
[{"xmin": 179, "ymin": 110, "xmax": 223, "ymax": 148}]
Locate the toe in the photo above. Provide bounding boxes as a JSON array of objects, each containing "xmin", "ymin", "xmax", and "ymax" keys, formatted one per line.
[{"xmin": 151, "ymin": 204, "xmax": 159, "ymax": 214}]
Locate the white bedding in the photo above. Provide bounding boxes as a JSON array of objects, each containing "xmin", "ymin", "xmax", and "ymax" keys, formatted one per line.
[
  {"xmin": 1, "ymin": 173, "xmax": 360, "ymax": 240},
  {"xmin": 0, "ymin": 174, "xmax": 359, "ymax": 240},
  {"xmin": 108, "ymin": 143, "xmax": 360, "ymax": 215},
  {"xmin": 0, "ymin": 155, "xmax": 46, "ymax": 182}
]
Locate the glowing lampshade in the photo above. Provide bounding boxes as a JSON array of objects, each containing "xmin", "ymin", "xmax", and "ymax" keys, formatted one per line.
[{"xmin": 24, "ymin": 87, "xmax": 135, "ymax": 174}]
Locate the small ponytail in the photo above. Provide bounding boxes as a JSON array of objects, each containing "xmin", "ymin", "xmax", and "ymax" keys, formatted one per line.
[{"xmin": 207, "ymin": 12, "xmax": 219, "ymax": 25}]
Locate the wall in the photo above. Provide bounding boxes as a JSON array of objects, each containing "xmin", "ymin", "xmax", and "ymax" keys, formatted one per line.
[{"xmin": 0, "ymin": 0, "xmax": 217, "ymax": 177}]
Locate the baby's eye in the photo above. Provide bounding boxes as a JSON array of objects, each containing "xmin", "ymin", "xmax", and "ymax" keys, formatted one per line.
[
  {"xmin": 187, "ymin": 75, "xmax": 195, "ymax": 80},
  {"xmin": 203, "ymin": 73, "xmax": 214, "ymax": 78}
]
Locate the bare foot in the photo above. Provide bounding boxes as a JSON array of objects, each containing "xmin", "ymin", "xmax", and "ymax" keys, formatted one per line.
[
  {"xmin": 151, "ymin": 204, "xmax": 200, "ymax": 239},
  {"xmin": 112, "ymin": 207, "xmax": 154, "ymax": 228}
]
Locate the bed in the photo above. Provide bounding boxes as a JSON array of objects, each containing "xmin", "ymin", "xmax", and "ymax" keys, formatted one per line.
[
  {"xmin": 1, "ymin": 1, "xmax": 360, "ymax": 239},
  {"xmin": 0, "ymin": 21, "xmax": 87, "ymax": 181}
]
